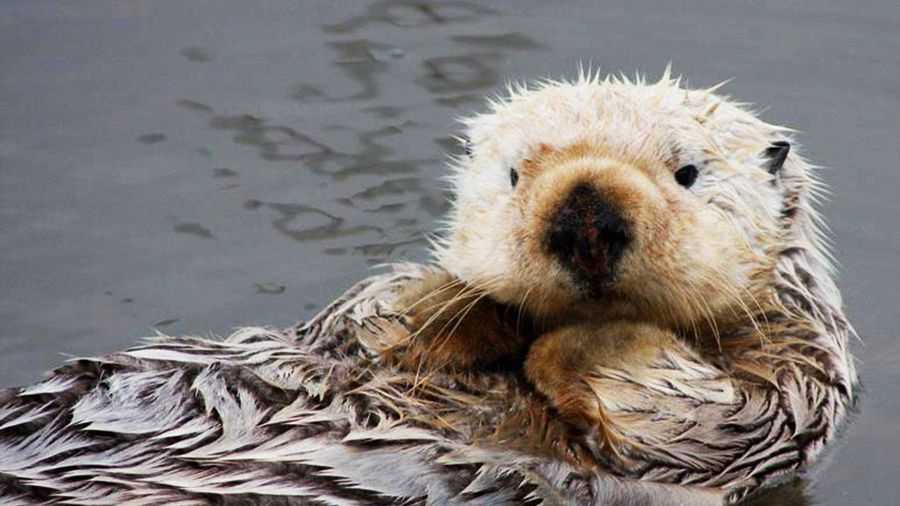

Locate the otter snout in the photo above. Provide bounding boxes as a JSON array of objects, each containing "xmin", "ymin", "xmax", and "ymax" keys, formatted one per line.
[{"xmin": 547, "ymin": 184, "xmax": 631, "ymax": 293}]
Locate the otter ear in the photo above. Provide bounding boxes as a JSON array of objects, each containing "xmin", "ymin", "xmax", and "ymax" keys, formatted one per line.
[{"xmin": 763, "ymin": 141, "xmax": 790, "ymax": 175}]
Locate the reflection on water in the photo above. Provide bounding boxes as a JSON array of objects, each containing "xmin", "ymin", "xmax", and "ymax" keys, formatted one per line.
[
  {"xmin": 178, "ymin": 46, "xmax": 213, "ymax": 63},
  {"xmin": 136, "ymin": 133, "xmax": 167, "ymax": 144},
  {"xmin": 325, "ymin": 0, "xmax": 497, "ymax": 32},
  {"xmin": 453, "ymin": 32, "xmax": 545, "ymax": 50},
  {"xmin": 175, "ymin": 99, "xmax": 214, "ymax": 113},
  {"xmin": 243, "ymin": 199, "xmax": 383, "ymax": 242},
  {"xmin": 143, "ymin": 2, "xmax": 549, "ymax": 284},
  {"xmin": 166, "ymin": 2, "xmax": 546, "ymax": 269},
  {"xmin": 4, "ymin": 0, "xmax": 892, "ymax": 503},
  {"xmin": 419, "ymin": 54, "xmax": 502, "ymax": 93},
  {"xmin": 174, "ymin": 222, "xmax": 215, "ymax": 239},
  {"xmin": 212, "ymin": 168, "xmax": 238, "ymax": 178},
  {"xmin": 254, "ymin": 282, "xmax": 286, "ymax": 295},
  {"xmin": 325, "ymin": 40, "xmax": 399, "ymax": 101}
]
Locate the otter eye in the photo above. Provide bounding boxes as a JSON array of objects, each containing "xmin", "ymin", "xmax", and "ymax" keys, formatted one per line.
[
  {"xmin": 510, "ymin": 167, "xmax": 519, "ymax": 188},
  {"xmin": 463, "ymin": 136, "xmax": 473, "ymax": 156},
  {"xmin": 674, "ymin": 164, "xmax": 699, "ymax": 188}
]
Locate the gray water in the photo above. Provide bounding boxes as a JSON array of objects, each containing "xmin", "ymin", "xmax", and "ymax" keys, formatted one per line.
[{"xmin": 1, "ymin": 1, "xmax": 898, "ymax": 504}]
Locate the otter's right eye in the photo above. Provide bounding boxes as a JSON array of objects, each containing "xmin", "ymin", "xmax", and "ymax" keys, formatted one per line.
[
  {"xmin": 674, "ymin": 164, "xmax": 699, "ymax": 188},
  {"xmin": 510, "ymin": 168, "xmax": 519, "ymax": 188}
]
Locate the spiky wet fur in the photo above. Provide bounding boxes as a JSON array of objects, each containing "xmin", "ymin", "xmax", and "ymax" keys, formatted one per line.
[
  {"xmin": 0, "ymin": 258, "xmax": 854, "ymax": 504},
  {"xmin": 0, "ymin": 72, "xmax": 856, "ymax": 505},
  {"xmin": 389, "ymin": 71, "xmax": 856, "ymax": 500}
]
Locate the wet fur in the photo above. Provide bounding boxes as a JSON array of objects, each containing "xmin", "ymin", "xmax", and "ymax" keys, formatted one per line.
[
  {"xmin": 388, "ymin": 270, "xmax": 534, "ymax": 371},
  {"xmin": 0, "ymin": 71, "xmax": 857, "ymax": 505},
  {"xmin": 391, "ymin": 70, "xmax": 857, "ymax": 489}
]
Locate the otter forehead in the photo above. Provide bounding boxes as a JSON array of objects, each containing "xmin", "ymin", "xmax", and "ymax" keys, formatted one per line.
[{"xmin": 462, "ymin": 75, "xmax": 777, "ymax": 174}]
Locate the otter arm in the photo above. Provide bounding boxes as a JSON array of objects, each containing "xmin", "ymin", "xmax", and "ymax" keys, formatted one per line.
[
  {"xmin": 523, "ymin": 321, "xmax": 681, "ymax": 455},
  {"xmin": 366, "ymin": 267, "xmax": 532, "ymax": 371}
]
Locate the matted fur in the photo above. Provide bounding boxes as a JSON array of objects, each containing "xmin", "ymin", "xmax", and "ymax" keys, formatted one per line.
[
  {"xmin": 0, "ymin": 72, "xmax": 856, "ymax": 505},
  {"xmin": 0, "ymin": 260, "xmax": 854, "ymax": 504}
]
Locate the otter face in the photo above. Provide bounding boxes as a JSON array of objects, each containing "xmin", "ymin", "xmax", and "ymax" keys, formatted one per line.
[{"xmin": 435, "ymin": 73, "xmax": 803, "ymax": 329}]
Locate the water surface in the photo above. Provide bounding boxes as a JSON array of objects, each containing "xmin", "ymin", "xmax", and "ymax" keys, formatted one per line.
[{"xmin": 2, "ymin": 1, "xmax": 898, "ymax": 504}]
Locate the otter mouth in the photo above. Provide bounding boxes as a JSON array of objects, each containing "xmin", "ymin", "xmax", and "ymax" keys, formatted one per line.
[{"xmin": 545, "ymin": 184, "xmax": 632, "ymax": 297}]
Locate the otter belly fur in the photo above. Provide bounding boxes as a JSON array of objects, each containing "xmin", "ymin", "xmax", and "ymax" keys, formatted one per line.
[{"xmin": 0, "ymin": 71, "xmax": 857, "ymax": 505}]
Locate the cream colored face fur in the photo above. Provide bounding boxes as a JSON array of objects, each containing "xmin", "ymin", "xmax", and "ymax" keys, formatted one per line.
[{"xmin": 434, "ymin": 72, "xmax": 801, "ymax": 329}]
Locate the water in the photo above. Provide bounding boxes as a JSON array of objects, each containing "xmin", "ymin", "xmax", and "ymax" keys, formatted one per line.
[{"xmin": 1, "ymin": 1, "xmax": 898, "ymax": 503}]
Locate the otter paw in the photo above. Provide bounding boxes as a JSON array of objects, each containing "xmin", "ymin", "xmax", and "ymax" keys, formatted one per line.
[
  {"xmin": 391, "ymin": 271, "xmax": 530, "ymax": 371},
  {"xmin": 528, "ymin": 362, "xmax": 623, "ymax": 455},
  {"xmin": 524, "ymin": 321, "xmax": 672, "ymax": 455}
]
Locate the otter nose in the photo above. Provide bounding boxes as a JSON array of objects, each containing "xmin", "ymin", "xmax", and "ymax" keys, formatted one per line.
[{"xmin": 547, "ymin": 184, "xmax": 631, "ymax": 289}]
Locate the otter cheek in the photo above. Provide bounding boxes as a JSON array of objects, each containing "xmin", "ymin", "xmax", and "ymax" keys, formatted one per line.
[{"xmin": 679, "ymin": 221, "xmax": 742, "ymax": 309}]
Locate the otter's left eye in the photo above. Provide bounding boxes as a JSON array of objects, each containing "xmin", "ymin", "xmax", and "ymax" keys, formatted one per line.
[
  {"xmin": 510, "ymin": 167, "xmax": 519, "ymax": 188},
  {"xmin": 674, "ymin": 164, "xmax": 699, "ymax": 188},
  {"xmin": 463, "ymin": 136, "xmax": 473, "ymax": 156}
]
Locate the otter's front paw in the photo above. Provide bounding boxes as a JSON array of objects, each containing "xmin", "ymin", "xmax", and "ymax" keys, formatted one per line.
[
  {"xmin": 389, "ymin": 271, "xmax": 529, "ymax": 371},
  {"xmin": 525, "ymin": 321, "xmax": 673, "ymax": 455},
  {"xmin": 525, "ymin": 328, "xmax": 621, "ymax": 454}
]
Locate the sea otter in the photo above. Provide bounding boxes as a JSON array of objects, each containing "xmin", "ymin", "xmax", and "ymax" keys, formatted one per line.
[
  {"xmin": 0, "ymin": 71, "xmax": 856, "ymax": 505},
  {"xmin": 391, "ymin": 70, "xmax": 856, "ymax": 460}
]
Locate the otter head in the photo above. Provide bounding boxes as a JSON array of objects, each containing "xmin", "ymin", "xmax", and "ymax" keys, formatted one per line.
[{"xmin": 434, "ymin": 71, "xmax": 821, "ymax": 331}]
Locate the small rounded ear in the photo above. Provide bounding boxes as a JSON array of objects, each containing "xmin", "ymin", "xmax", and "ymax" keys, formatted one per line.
[{"xmin": 763, "ymin": 141, "xmax": 790, "ymax": 175}]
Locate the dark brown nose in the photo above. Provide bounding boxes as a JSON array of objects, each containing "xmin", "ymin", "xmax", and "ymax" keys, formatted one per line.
[{"xmin": 547, "ymin": 184, "xmax": 631, "ymax": 293}]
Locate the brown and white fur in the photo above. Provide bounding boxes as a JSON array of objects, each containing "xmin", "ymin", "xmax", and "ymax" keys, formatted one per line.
[
  {"xmin": 391, "ymin": 69, "xmax": 857, "ymax": 487},
  {"xmin": 0, "ymin": 70, "xmax": 857, "ymax": 505}
]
